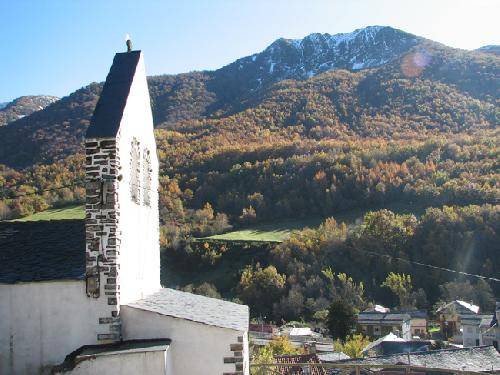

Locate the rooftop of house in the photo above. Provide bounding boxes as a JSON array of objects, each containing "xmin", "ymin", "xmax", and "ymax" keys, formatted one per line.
[
  {"xmin": 0, "ymin": 220, "xmax": 85, "ymax": 284},
  {"xmin": 461, "ymin": 314, "xmax": 495, "ymax": 328},
  {"xmin": 317, "ymin": 352, "xmax": 350, "ymax": 362},
  {"xmin": 126, "ymin": 287, "xmax": 249, "ymax": 331},
  {"xmin": 357, "ymin": 312, "xmax": 411, "ymax": 324},
  {"xmin": 364, "ymin": 304, "xmax": 390, "ymax": 313},
  {"xmin": 404, "ymin": 310, "xmax": 428, "ymax": 319},
  {"xmin": 437, "ymin": 300, "xmax": 480, "ymax": 315},
  {"xmin": 86, "ymin": 50, "xmax": 141, "ymax": 138},
  {"xmin": 362, "ymin": 333, "xmax": 405, "ymax": 353},
  {"xmin": 290, "ymin": 327, "xmax": 313, "ymax": 336},
  {"xmin": 336, "ymin": 346, "xmax": 500, "ymax": 371},
  {"xmin": 365, "ymin": 340, "xmax": 433, "ymax": 357},
  {"xmin": 274, "ymin": 353, "xmax": 327, "ymax": 375}
]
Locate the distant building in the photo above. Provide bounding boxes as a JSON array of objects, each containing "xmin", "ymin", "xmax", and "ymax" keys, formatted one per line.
[
  {"xmin": 357, "ymin": 312, "xmax": 412, "ymax": 339},
  {"xmin": 461, "ymin": 314, "xmax": 492, "ymax": 347},
  {"xmin": 362, "ymin": 332, "xmax": 431, "ymax": 357},
  {"xmin": 480, "ymin": 302, "xmax": 499, "ymax": 350},
  {"xmin": 436, "ymin": 300, "xmax": 479, "ymax": 342},
  {"xmin": 249, "ymin": 323, "xmax": 278, "ymax": 335},
  {"xmin": 395, "ymin": 310, "xmax": 428, "ymax": 338}
]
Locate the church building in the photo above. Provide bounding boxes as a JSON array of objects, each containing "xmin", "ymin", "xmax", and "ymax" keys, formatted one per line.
[{"xmin": 0, "ymin": 48, "xmax": 249, "ymax": 375}]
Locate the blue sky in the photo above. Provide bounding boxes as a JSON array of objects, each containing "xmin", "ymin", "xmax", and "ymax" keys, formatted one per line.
[{"xmin": 0, "ymin": 0, "xmax": 498, "ymax": 102}]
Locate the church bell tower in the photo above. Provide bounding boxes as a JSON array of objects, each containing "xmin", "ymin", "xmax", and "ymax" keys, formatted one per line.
[{"xmin": 84, "ymin": 47, "xmax": 161, "ymax": 342}]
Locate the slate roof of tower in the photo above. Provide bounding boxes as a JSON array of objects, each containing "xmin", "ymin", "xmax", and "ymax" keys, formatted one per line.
[
  {"xmin": 0, "ymin": 220, "xmax": 85, "ymax": 283},
  {"xmin": 126, "ymin": 288, "xmax": 249, "ymax": 331},
  {"xmin": 86, "ymin": 51, "xmax": 141, "ymax": 138}
]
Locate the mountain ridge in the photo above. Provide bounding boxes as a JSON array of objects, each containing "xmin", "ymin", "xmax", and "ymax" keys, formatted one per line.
[
  {"xmin": 0, "ymin": 26, "xmax": 498, "ymax": 168},
  {"xmin": 0, "ymin": 95, "xmax": 59, "ymax": 127}
]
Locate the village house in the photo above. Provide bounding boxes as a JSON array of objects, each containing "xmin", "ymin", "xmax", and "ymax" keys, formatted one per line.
[
  {"xmin": 364, "ymin": 306, "xmax": 428, "ymax": 338},
  {"xmin": 0, "ymin": 48, "xmax": 249, "ymax": 375},
  {"xmin": 357, "ymin": 312, "xmax": 412, "ymax": 340},
  {"xmin": 397, "ymin": 310, "xmax": 428, "ymax": 338},
  {"xmin": 436, "ymin": 300, "xmax": 479, "ymax": 343},
  {"xmin": 480, "ymin": 302, "xmax": 499, "ymax": 350},
  {"xmin": 461, "ymin": 314, "xmax": 493, "ymax": 347}
]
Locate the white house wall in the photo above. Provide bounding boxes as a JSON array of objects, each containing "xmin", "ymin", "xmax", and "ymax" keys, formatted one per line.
[
  {"xmin": 115, "ymin": 52, "xmax": 161, "ymax": 305},
  {"xmin": 54, "ymin": 350, "xmax": 169, "ymax": 375},
  {"xmin": 121, "ymin": 306, "xmax": 249, "ymax": 375},
  {"xmin": 0, "ymin": 280, "xmax": 111, "ymax": 375}
]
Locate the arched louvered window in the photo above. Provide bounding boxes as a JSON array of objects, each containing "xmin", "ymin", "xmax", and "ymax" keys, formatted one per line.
[
  {"xmin": 130, "ymin": 138, "xmax": 141, "ymax": 204},
  {"xmin": 142, "ymin": 148, "xmax": 152, "ymax": 207}
]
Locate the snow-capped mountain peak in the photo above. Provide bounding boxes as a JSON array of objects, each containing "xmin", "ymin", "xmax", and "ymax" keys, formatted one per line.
[
  {"xmin": 217, "ymin": 26, "xmax": 422, "ymax": 91},
  {"xmin": 0, "ymin": 95, "xmax": 59, "ymax": 126}
]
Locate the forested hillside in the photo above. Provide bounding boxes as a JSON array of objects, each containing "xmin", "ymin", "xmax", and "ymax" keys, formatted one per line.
[{"xmin": 0, "ymin": 26, "xmax": 498, "ymax": 316}]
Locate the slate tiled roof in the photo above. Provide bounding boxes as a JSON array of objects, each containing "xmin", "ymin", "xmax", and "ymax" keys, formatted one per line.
[
  {"xmin": 0, "ymin": 220, "xmax": 85, "ymax": 283},
  {"xmin": 405, "ymin": 310, "xmax": 428, "ymax": 319},
  {"xmin": 86, "ymin": 51, "xmax": 141, "ymax": 138},
  {"xmin": 335, "ymin": 346, "xmax": 500, "ymax": 371},
  {"xmin": 127, "ymin": 288, "xmax": 249, "ymax": 331},
  {"xmin": 274, "ymin": 354, "xmax": 327, "ymax": 375},
  {"xmin": 461, "ymin": 314, "xmax": 492, "ymax": 327},
  {"xmin": 358, "ymin": 312, "xmax": 411, "ymax": 324},
  {"xmin": 317, "ymin": 352, "xmax": 350, "ymax": 362},
  {"xmin": 437, "ymin": 300, "xmax": 480, "ymax": 316}
]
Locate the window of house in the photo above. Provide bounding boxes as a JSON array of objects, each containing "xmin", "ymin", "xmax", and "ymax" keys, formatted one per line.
[
  {"xmin": 142, "ymin": 148, "xmax": 152, "ymax": 207},
  {"xmin": 130, "ymin": 138, "xmax": 141, "ymax": 204}
]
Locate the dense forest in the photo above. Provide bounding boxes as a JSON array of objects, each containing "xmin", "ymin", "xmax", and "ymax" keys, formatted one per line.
[{"xmin": 0, "ymin": 30, "xmax": 498, "ymax": 319}]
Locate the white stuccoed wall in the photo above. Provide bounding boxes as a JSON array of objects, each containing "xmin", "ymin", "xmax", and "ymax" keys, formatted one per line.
[
  {"xmin": 121, "ymin": 306, "xmax": 249, "ymax": 375},
  {"xmin": 115, "ymin": 53, "xmax": 161, "ymax": 305},
  {"xmin": 0, "ymin": 280, "xmax": 111, "ymax": 375},
  {"xmin": 53, "ymin": 349, "xmax": 169, "ymax": 375}
]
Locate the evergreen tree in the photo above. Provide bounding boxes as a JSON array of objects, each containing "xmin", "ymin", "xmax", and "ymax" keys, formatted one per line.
[{"xmin": 327, "ymin": 299, "xmax": 356, "ymax": 342}]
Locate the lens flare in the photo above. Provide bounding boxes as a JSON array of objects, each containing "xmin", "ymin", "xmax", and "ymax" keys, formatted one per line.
[{"xmin": 401, "ymin": 49, "xmax": 432, "ymax": 77}]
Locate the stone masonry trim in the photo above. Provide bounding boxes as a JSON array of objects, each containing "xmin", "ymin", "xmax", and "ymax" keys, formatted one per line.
[{"xmin": 85, "ymin": 137, "xmax": 122, "ymax": 343}]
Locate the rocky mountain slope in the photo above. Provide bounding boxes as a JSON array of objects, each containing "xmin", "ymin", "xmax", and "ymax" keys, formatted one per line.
[
  {"xmin": 212, "ymin": 26, "xmax": 421, "ymax": 99},
  {"xmin": 0, "ymin": 26, "xmax": 498, "ymax": 168},
  {"xmin": 0, "ymin": 95, "xmax": 59, "ymax": 127}
]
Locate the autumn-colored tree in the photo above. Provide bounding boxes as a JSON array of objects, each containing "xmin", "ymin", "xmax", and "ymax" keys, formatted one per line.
[
  {"xmin": 334, "ymin": 334, "xmax": 371, "ymax": 358},
  {"xmin": 237, "ymin": 264, "xmax": 286, "ymax": 318},
  {"xmin": 381, "ymin": 272, "xmax": 414, "ymax": 309}
]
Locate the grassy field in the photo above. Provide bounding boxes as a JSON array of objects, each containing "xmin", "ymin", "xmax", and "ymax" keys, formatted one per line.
[
  {"xmin": 202, "ymin": 201, "xmax": 429, "ymax": 243},
  {"xmin": 204, "ymin": 217, "xmax": 324, "ymax": 242},
  {"xmin": 13, "ymin": 205, "xmax": 85, "ymax": 221}
]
